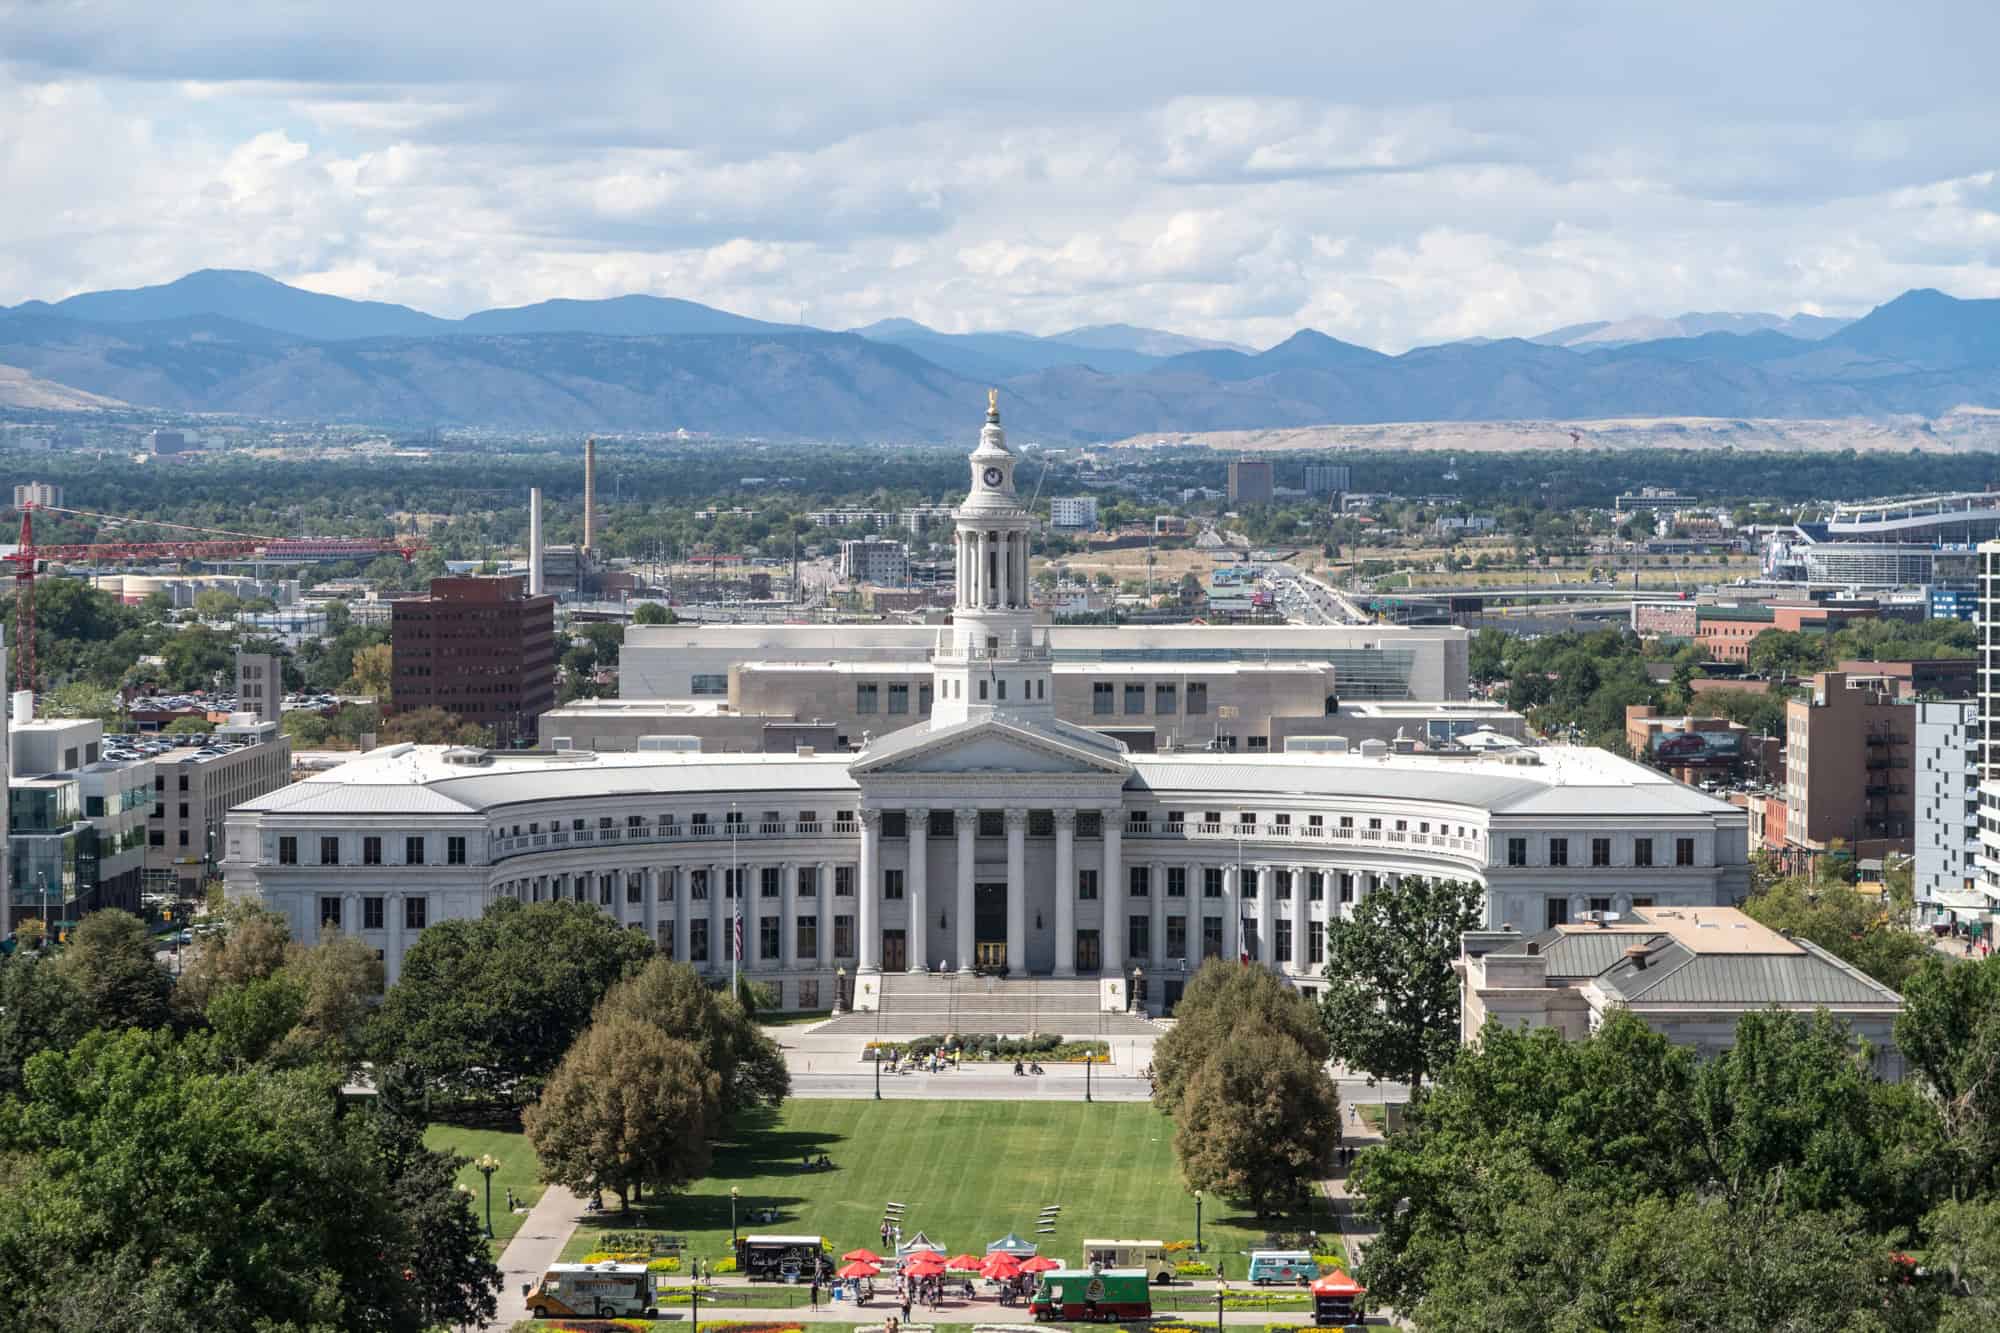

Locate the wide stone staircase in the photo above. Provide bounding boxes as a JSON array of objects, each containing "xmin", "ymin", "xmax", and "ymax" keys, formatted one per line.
[{"xmin": 815, "ymin": 973, "xmax": 1161, "ymax": 1036}]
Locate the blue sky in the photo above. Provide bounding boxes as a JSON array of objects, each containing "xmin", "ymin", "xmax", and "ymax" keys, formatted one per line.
[{"xmin": 5, "ymin": 0, "xmax": 1999, "ymax": 350}]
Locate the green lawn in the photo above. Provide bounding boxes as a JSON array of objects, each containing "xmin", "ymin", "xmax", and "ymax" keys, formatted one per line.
[
  {"xmin": 757, "ymin": 1010, "xmax": 835, "ymax": 1028},
  {"xmin": 424, "ymin": 1124, "xmax": 546, "ymax": 1254},
  {"xmin": 561, "ymin": 1100, "xmax": 1341, "ymax": 1273}
]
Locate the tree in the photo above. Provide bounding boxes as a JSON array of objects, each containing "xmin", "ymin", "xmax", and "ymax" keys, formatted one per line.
[
  {"xmin": 281, "ymin": 931, "xmax": 384, "ymax": 1076},
  {"xmin": 41, "ymin": 681, "xmax": 123, "ymax": 726},
  {"xmin": 205, "ymin": 971, "xmax": 307, "ymax": 1066},
  {"xmin": 1173, "ymin": 1027, "xmax": 1340, "ymax": 1216},
  {"xmin": 632, "ymin": 601, "xmax": 675, "ymax": 625},
  {"xmin": 54, "ymin": 908, "xmax": 172, "ymax": 1033},
  {"xmin": 174, "ymin": 900, "xmax": 293, "ymax": 1016},
  {"xmin": 1150, "ymin": 960, "xmax": 1329, "ymax": 1115},
  {"xmin": 163, "ymin": 714, "xmax": 215, "ymax": 735},
  {"xmin": 346, "ymin": 642, "xmax": 393, "ymax": 700},
  {"xmin": 1742, "ymin": 872, "xmax": 1931, "ymax": 991},
  {"xmin": 1896, "ymin": 954, "xmax": 2000, "ymax": 1190},
  {"xmin": 368, "ymin": 899, "xmax": 654, "ymax": 1107},
  {"xmin": 379, "ymin": 706, "xmax": 490, "ymax": 746},
  {"xmin": 1928, "ymin": 1196, "xmax": 2000, "ymax": 1332},
  {"xmin": 596, "ymin": 959, "xmax": 789, "ymax": 1118},
  {"xmin": 282, "ymin": 708, "xmax": 332, "ymax": 747},
  {"xmin": 0, "ymin": 1027, "xmax": 499, "ymax": 1332},
  {"xmin": 525, "ymin": 1017, "xmax": 720, "ymax": 1211},
  {"xmin": 1319, "ymin": 876, "xmax": 1482, "ymax": 1086},
  {"xmin": 0, "ymin": 953, "xmax": 87, "ymax": 1096}
]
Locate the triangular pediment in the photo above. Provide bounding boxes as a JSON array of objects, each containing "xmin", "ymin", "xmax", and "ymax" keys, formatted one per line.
[{"xmin": 849, "ymin": 714, "xmax": 1131, "ymax": 779}]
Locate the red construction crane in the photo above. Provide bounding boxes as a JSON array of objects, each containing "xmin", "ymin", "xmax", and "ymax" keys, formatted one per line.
[{"xmin": 5, "ymin": 503, "xmax": 428, "ymax": 693}]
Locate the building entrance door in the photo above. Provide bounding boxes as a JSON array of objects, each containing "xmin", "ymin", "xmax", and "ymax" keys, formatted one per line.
[
  {"xmin": 882, "ymin": 929, "xmax": 906, "ymax": 972},
  {"xmin": 1075, "ymin": 929, "xmax": 1101, "ymax": 974},
  {"xmin": 975, "ymin": 881, "xmax": 1008, "ymax": 973}
]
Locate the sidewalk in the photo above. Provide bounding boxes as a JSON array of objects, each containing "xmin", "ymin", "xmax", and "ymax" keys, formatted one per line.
[{"xmin": 483, "ymin": 1184, "xmax": 586, "ymax": 1330}]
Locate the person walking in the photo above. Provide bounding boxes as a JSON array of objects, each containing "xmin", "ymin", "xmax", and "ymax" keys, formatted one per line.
[{"xmin": 810, "ymin": 1275, "xmax": 820, "ymax": 1311}]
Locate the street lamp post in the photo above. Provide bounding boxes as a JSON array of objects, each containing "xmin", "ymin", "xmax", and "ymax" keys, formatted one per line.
[
  {"xmin": 730, "ymin": 1186, "xmax": 741, "ymax": 1244},
  {"xmin": 834, "ymin": 964, "xmax": 847, "ymax": 1016},
  {"xmin": 1215, "ymin": 1280, "xmax": 1227, "ymax": 1333},
  {"xmin": 874, "ymin": 1043, "xmax": 883, "ymax": 1100},
  {"xmin": 475, "ymin": 1153, "xmax": 501, "ymax": 1239},
  {"xmin": 1085, "ymin": 1050, "xmax": 1093, "ymax": 1103},
  {"xmin": 1194, "ymin": 1189, "xmax": 1203, "ymax": 1253}
]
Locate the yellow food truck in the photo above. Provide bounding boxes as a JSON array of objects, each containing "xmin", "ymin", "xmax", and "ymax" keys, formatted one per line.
[
  {"xmin": 523, "ymin": 1262, "xmax": 659, "ymax": 1319},
  {"xmin": 1079, "ymin": 1239, "xmax": 1176, "ymax": 1284}
]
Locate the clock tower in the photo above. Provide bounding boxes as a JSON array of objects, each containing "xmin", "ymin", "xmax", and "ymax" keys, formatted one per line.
[{"xmin": 930, "ymin": 391, "xmax": 1053, "ymax": 725}]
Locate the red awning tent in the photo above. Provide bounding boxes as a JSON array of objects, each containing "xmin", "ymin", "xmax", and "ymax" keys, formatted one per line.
[
  {"xmin": 1020, "ymin": 1257, "xmax": 1061, "ymax": 1273},
  {"xmin": 981, "ymin": 1253, "xmax": 1024, "ymax": 1278},
  {"xmin": 944, "ymin": 1254, "xmax": 986, "ymax": 1271},
  {"xmin": 842, "ymin": 1249, "xmax": 884, "ymax": 1264},
  {"xmin": 837, "ymin": 1261, "xmax": 880, "ymax": 1279},
  {"xmin": 1311, "ymin": 1273, "xmax": 1366, "ymax": 1296}
]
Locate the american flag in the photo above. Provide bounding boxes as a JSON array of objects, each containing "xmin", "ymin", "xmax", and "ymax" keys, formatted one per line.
[{"xmin": 733, "ymin": 908, "xmax": 744, "ymax": 962}]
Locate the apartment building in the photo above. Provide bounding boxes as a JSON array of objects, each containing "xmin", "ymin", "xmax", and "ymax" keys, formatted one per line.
[
  {"xmin": 1784, "ymin": 671, "xmax": 1915, "ymax": 858},
  {"xmin": 391, "ymin": 575, "xmax": 557, "ymax": 745}
]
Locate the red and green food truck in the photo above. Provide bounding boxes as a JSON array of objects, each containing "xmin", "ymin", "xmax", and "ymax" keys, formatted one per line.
[{"xmin": 1031, "ymin": 1268, "xmax": 1153, "ymax": 1322}]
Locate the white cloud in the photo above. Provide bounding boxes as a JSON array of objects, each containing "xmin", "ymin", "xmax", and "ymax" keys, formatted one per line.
[{"xmin": 5, "ymin": 3, "xmax": 2000, "ymax": 350}]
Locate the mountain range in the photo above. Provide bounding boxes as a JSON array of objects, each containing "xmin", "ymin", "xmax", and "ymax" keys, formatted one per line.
[{"xmin": 4, "ymin": 270, "xmax": 2000, "ymax": 441}]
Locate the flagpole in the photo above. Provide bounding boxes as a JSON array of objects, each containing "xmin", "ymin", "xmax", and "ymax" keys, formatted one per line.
[{"xmin": 731, "ymin": 801, "xmax": 740, "ymax": 997}]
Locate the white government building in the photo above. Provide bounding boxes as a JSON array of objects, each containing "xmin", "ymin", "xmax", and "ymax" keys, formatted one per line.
[{"xmin": 224, "ymin": 396, "xmax": 1751, "ymax": 1016}]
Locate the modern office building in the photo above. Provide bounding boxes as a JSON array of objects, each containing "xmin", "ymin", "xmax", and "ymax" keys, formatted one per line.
[
  {"xmin": 141, "ymin": 718, "xmax": 294, "ymax": 900},
  {"xmin": 236, "ymin": 650, "xmax": 284, "ymax": 724},
  {"xmin": 8, "ymin": 709, "xmax": 151, "ymax": 929},
  {"xmin": 391, "ymin": 575, "xmax": 556, "ymax": 745},
  {"xmin": 12, "ymin": 482, "xmax": 61, "ymax": 509},
  {"xmin": 1915, "ymin": 699, "xmax": 1981, "ymax": 923},
  {"xmin": 1304, "ymin": 465, "xmax": 1351, "ymax": 497},
  {"xmin": 1784, "ymin": 671, "xmax": 1916, "ymax": 857},
  {"xmin": 838, "ymin": 538, "xmax": 911, "ymax": 586},
  {"xmin": 1227, "ymin": 459, "xmax": 1275, "ymax": 504},
  {"xmin": 227, "ymin": 397, "xmax": 1751, "ymax": 1011},
  {"xmin": 1049, "ymin": 497, "xmax": 1099, "ymax": 530}
]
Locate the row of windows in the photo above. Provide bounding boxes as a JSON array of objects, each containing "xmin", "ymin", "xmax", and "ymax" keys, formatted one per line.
[
  {"xmin": 499, "ymin": 865, "xmax": 861, "ymax": 902},
  {"xmin": 319, "ymin": 894, "xmax": 428, "ymax": 930},
  {"xmin": 856, "ymin": 682, "xmax": 936, "ymax": 714},
  {"xmin": 281, "ymin": 835, "xmax": 468, "ymax": 866},
  {"xmin": 1503, "ymin": 835, "xmax": 1697, "ymax": 868},
  {"xmin": 1092, "ymin": 682, "xmax": 1209, "ymax": 716}
]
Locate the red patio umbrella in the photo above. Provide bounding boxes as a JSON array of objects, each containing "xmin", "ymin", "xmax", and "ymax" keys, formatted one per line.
[
  {"xmin": 837, "ymin": 1261, "xmax": 881, "ymax": 1279},
  {"xmin": 1020, "ymin": 1256, "xmax": 1061, "ymax": 1273},
  {"xmin": 944, "ymin": 1254, "xmax": 986, "ymax": 1271},
  {"xmin": 981, "ymin": 1253, "xmax": 1023, "ymax": 1278},
  {"xmin": 1310, "ymin": 1272, "xmax": 1365, "ymax": 1296},
  {"xmin": 842, "ymin": 1248, "xmax": 884, "ymax": 1263}
]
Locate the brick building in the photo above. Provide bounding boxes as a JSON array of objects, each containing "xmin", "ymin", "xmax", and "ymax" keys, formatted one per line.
[
  {"xmin": 1783, "ymin": 671, "xmax": 1916, "ymax": 858},
  {"xmin": 391, "ymin": 576, "xmax": 556, "ymax": 745}
]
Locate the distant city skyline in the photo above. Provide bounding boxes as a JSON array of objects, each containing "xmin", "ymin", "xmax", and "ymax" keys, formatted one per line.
[{"xmin": 7, "ymin": 2, "xmax": 2000, "ymax": 352}]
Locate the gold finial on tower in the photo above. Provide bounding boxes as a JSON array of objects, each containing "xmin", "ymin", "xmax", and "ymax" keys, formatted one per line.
[{"xmin": 987, "ymin": 387, "xmax": 999, "ymax": 419}]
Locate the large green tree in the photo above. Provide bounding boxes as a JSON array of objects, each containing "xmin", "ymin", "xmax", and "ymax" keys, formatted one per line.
[
  {"xmin": 524, "ymin": 1016, "xmax": 720, "ymax": 1211},
  {"xmin": 1318, "ymin": 875, "xmax": 1481, "ymax": 1087},
  {"xmin": 1742, "ymin": 872, "xmax": 1931, "ymax": 991},
  {"xmin": 0, "ymin": 952, "xmax": 88, "ymax": 1096},
  {"xmin": 1172, "ymin": 1027, "xmax": 1340, "ymax": 1217},
  {"xmin": 173, "ymin": 900, "xmax": 294, "ymax": 1015},
  {"xmin": 368, "ymin": 899, "xmax": 654, "ymax": 1105},
  {"xmin": 595, "ymin": 958, "xmax": 788, "ymax": 1117},
  {"xmin": 54, "ymin": 908, "xmax": 172, "ymax": 1033},
  {"xmin": 1896, "ymin": 954, "xmax": 2000, "ymax": 1191},
  {"xmin": 1150, "ymin": 959, "xmax": 1329, "ymax": 1115}
]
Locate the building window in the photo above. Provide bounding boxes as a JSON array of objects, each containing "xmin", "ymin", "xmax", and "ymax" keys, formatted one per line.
[
  {"xmin": 691, "ymin": 673, "xmax": 728, "ymax": 696},
  {"xmin": 857, "ymin": 682, "xmax": 879, "ymax": 713},
  {"xmin": 278, "ymin": 836, "xmax": 298, "ymax": 865},
  {"xmin": 1076, "ymin": 810, "xmax": 1101, "ymax": 838},
  {"xmin": 1166, "ymin": 916, "xmax": 1188, "ymax": 961},
  {"xmin": 1632, "ymin": 896, "xmax": 1655, "ymax": 909},
  {"xmin": 835, "ymin": 915, "xmax": 855, "ymax": 957},
  {"xmin": 690, "ymin": 869, "xmax": 710, "ymax": 901},
  {"xmin": 1546, "ymin": 898, "xmax": 1569, "ymax": 928},
  {"xmin": 919, "ymin": 683, "xmax": 933, "ymax": 715},
  {"xmin": 1507, "ymin": 837, "xmax": 1528, "ymax": 867},
  {"xmin": 1129, "ymin": 866, "xmax": 1150, "ymax": 898},
  {"xmin": 836, "ymin": 866, "xmax": 855, "ymax": 897},
  {"xmin": 627, "ymin": 876, "xmax": 643, "ymax": 904},
  {"xmin": 598, "ymin": 876, "xmax": 613, "ymax": 906},
  {"xmin": 1124, "ymin": 683, "xmax": 1146, "ymax": 715},
  {"xmin": 888, "ymin": 683, "xmax": 910, "ymax": 714},
  {"xmin": 1030, "ymin": 809, "xmax": 1054, "ymax": 837},
  {"xmin": 1186, "ymin": 683, "xmax": 1208, "ymax": 714},
  {"xmin": 1128, "ymin": 915, "xmax": 1150, "ymax": 962},
  {"xmin": 364, "ymin": 897, "xmax": 384, "ymax": 930},
  {"xmin": 1676, "ymin": 837, "xmax": 1696, "ymax": 867},
  {"xmin": 1591, "ymin": 837, "xmax": 1611, "ymax": 868},
  {"xmin": 979, "ymin": 809, "xmax": 1005, "ymax": 837},
  {"xmin": 882, "ymin": 810, "xmax": 907, "ymax": 839},
  {"xmin": 797, "ymin": 866, "xmax": 817, "ymax": 898},
  {"xmin": 404, "ymin": 896, "xmax": 427, "ymax": 931},
  {"xmin": 1093, "ymin": 682, "xmax": 1114, "ymax": 715},
  {"xmin": 760, "ymin": 916, "xmax": 781, "ymax": 960},
  {"xmin": 796, "ymin": 917, "xmax": 817, "ymax": 960},
  {"xmin": 1276, "ymin": 917, "xmax": 1293, "ymax": 964},
  {"xmin": 1589, "ymin": 897, "xmax": 1612, "ymax": 915},
  {"xmin": 178, "ymin": 830, "xmax": 189, "ymax": 847},
  {"xmin": 1549, "ymin": 838, "xmax": 1569, "ymax": 867},
  {"xmin": 1155, "ymin": 683, "xmax": 1177, "ymax": 714},
  {"xmin": 1077, "ymin": 869, "xmax": 1098, "ymax": 901},
  {"xmin": 406, "ymin": 836, "xmax": 425, "ymax": 866},
  {"xmin": 1167, "ymin": 866, "xmax": 1187, "ymax": 897},
  {"xmin": 1309, "ymin": 872, "xmax": 1325, "ymax": 902},
  {"xmin": 319, "ymin": 896, "xmax": 342, "ymax": 928},
  {"xmin": 1308, "ymin": 923, "xmax": 1325, "ymax": 965},
  {"xmin": 363, "ymin": 836, "xmax": 383, "ymax": 866},
  {"xmin": 447, "ymin": 836, "xmax": 466, "ymax": 865},
  {"xmin": 883, "ymin": 868, "xmax": 905, "ymax": 900},
  {"xmin": 691, "ymin": 919, "xmax": 710, "ymax": 962},
  {"xmin": 929, "ymin": 809, "xmax": 954, "ymax": 838},
  {"xmin": 1339, "ymin": 873, "xmax": 1354, "ymax": 904},
  {"xmin": 319, "ymin": 837, "xmax": 340, "ymax": 866},
  {"xmin": 1634, "ymin": 837, "xmax": 1654, "ymax": 868},
  {"xmin": 1203, "ymin": 867, "xmax": 1223, "ymax": 898},
  {"xmin": 761, "ymin": 866, "xmax": 781, "ymax": 898}
]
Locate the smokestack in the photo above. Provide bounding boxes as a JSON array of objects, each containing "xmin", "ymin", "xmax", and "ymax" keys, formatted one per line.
[
  {"xmin": 582, "ymin": 438, "xmax": 597, "ymax": 552},
  {"xmin": 528, "ymin": 488, "xmax": 545, "ymax": 596}
]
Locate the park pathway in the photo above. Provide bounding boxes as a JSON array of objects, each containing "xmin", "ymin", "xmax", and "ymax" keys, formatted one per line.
[{"xmin": 482, "ymin": 1183, "xmax": 585, "ymax": 1331}]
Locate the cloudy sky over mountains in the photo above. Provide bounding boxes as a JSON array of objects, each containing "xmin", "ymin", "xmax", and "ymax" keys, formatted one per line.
[{"xmin": 7, "ymin": 0, "xmax": 2000, "ymax": 351}]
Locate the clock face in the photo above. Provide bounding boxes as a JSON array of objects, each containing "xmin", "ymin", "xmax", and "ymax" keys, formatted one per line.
[{"xmin": 982, "ymin": 466, "xmax": 1004, "ymax": 487}]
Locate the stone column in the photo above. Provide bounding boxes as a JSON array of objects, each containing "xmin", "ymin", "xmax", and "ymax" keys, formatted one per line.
[
  {"xmin": 1255, "ymin": 864, "xmax": 1274, "ymax": 966},
  {"xmin": 1291, "ymin": 867, "xmax": 1311, "ymax": 976},
  {"xmin": 955, "ymin": 807, "xmax": 977, "ymax": 972},
  {"xmin": 708, "ymin": 862, "xmax": 725, "ymax": 975},
  {"xmin": 1150, "ymin": 859, "xmax": 1167, "ymax": 969},
  {"xmin": 817, "ymin": 861, "xmax": 834, "ymax": 968},
  {"xmin": 907, "ymin": 807, "xmax": 929, "ymax": 971},
  {"xmin": 1222, "ymin": 863, "xmax": 1240, "ymax": 963},
  {"xmin": 1005, "ymin": 808, "xmax": 1027, "ymax": 975},
  {"xmin": 643, "ymin": 867, "xmax": 658, "ymax": 944},
  {"xmin": 674, "ymin": 867, "xmax": 692, "ymax": 964},
  {"xmin": 387, "ymin": 891, "xmax": 403, "ymax": 985},
  {"xmin": 858, "ymin": 810, "xmax": 882, "ymax": 973},
  {"xmin": 780, "ymin": 860, "xmax": 798, "ymax": 971},
  {"xmin": 1102, "ymin": 809, "xmax": 1125, "ymax": 973},
  {"xmin": 1053, "ymin": 808, "xmax": 1078, "ymax": 977}
]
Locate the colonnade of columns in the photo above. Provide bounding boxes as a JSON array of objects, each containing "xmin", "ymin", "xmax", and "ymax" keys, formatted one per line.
[{"xmin": 956, "ymin": 527, "xmax": 1030, "ymax": 611}]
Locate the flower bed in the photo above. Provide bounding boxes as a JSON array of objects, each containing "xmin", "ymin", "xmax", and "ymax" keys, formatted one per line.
[{"xmin": 865, "ymin": 1033, "xmax": 1110, "ymax": 1062}]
